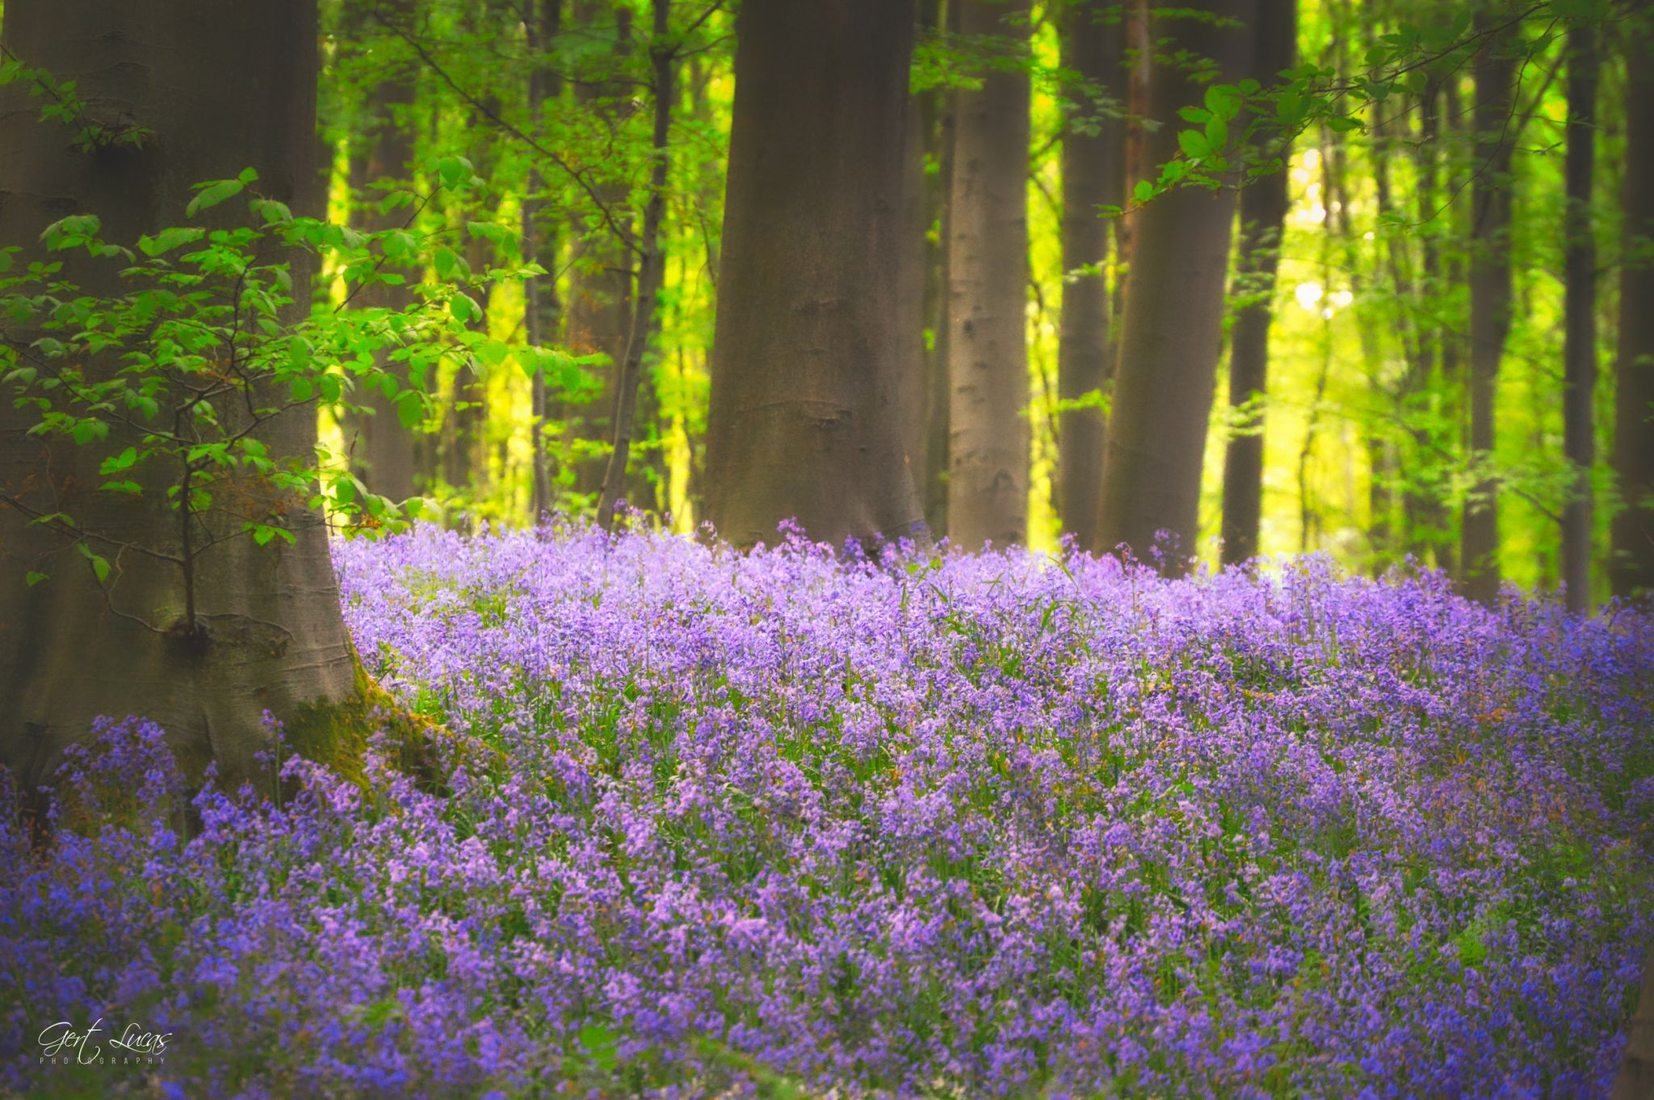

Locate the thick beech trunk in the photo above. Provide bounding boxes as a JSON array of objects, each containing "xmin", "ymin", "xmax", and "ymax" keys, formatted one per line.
[
  {"xmin": 1461, "ymin": 13, "xmax": 1515, "ymax": 603},
  {"xmin": 1094, "ymin": 0, "xmax": 1254, "ymax": 567},
  {"xmin": 1612, "ymin": 7, "xmax": 1654, "ymax": 598},
  {"xmin": 1219, "ymin": 0, "xmax": 1296, "ymax": 565},
  {"xmin": 344, "ymin": 32, "xmax": 420, "ymax": 503},
  {"xmin": 1562, "ymin": 25, "xmax": 1597, "ymax": 612},
  {"xmin": 703, "ymin": 0, "xmax": 922, "ymax": 547},
  {"xmin": 947, "ymin": 0, "xmax": 1032, "ymax": 550},
  {"xmin": 0, "ymin": 0, "xmax": 362, "ymax": 792},
  {"xmin": 1057, "ymin": 0, "xmax": 1127, "ymax": 549}
]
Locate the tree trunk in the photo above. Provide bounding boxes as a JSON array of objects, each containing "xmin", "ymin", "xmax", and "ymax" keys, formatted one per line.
[
  {"xmin": 1616, "ymin": 944, "xmax": 1654, "ymax": 1098},
  {"xmin": 703, "ymin": 0, "xmax": 922, "ymax": 548},
  {"xmin": 1094, "ymin": 0, "xmax": 1255, "ymax": 568},
  {"xmin": 899, "ymin": 56, "xmax": 931, "ymax": 507},
  {"xmin": 923, "ymin": 0, "xmax": 958, "ymax": 535},
  {"xmin": 525, "ymin": 0, "xmax": 564, "ymax": 522},
  {"xmin": 1612, "ymin": 4, "xmax": 1654, "ymax": 598},
  {"xmin": 1461, "ymin": 12, "xmax": 1516, "ymax": 604},
  {"xmin": 1219, "ymin": 0, "xmax": 1296, "ymax": 565},
  {"xmin": 343, "ymin": 23, "xmax": 420, "ymax": 503},
  {"xmin": 947, "ymin": 0, "xmax": 1032, "ymax": 550},
  {"xmin": 0, "ymin": 0, "xmax": 362, "ymax": 793},
  {"xmin": 1562, "ymin": 24, "xmax": 1598, "ymax": 612},
  {"xmin": 563, "ymin": 0, "xmax": 635, "ymax": 499},
  {"xmin": 1057, "ymin": 0, "xmax": 1127, "ymax": 549},
  {"xmin": 597, "ymin": 0, "xmax": 672, "ymax": 530}
]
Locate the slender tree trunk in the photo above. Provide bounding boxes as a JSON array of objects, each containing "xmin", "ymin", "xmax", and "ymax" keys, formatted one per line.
[
  {"xmin": 703, "ymin": 0, "xmax": 922, "ymax": 547},
  {"xmin": 344, "ymin": 35, "xmax": 420, "ymax": 503},
  {"xmin": 947, "ymin": 0, "xmax": 1032, "ymax": 549},
  {"xmin": 564, "ymin": 1, "xmax": 635, "ymax": 499},
  {"xmin": 1094, "ymin": 0, "xmax": 1255, "ymax": 568},
  {"xmin": 0, "ymin": 0, "xmax": 361, "ymax": 793},
  {"xmin": 525, "ymin": 0, "xmax": 564, "ymax": 522},
  {"xmin": 1562, "ymin": 24, "xmax": 1598, "ymax": 612},
  {"xmin": 899, "ymin": 54, "xmax": 931, "ymax": 505},
  {"xmin": 923, "ymin": 0, "xmax": 959, "ymax": 535},
  {"xmin": 1461, "ymin": 12, "xmax": 1516, "ymax": 603},
  {"xmin": 1057, "ymin": 0, "xmax": 1127, "ymax": 549},
  {"xmin": 1612, "ymin": 5, "xmax": 1654, "ymax": 598},
  {"xmin": 597, "ymin": 0, "xmax": 672, "ymax": 530},
  {"xmin": 1219, "ymin": 0, "xmax": 1296, "ymax": 565}
]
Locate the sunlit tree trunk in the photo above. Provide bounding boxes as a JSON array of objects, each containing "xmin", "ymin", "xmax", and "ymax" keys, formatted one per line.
[
  {"xmin": 703, "ymin": 0, "xmax": 922, "ymax": 547},
  {"xmin": 1562, "ymin": 24, "xmax": 1597, "ymax": 612},
  {"xmin": 1219, "ymin": 0, "xmax": 1295, "ymax": 565},
  {"xmin": 1094, "ymin": 0, "xmax": 1254, "ymax": 567},
  {"xmin": 1057, "ymin": 0, "xmax": 1126, "ymax": 549},
  {"xmin": 947, "ymin": 0, "xmax": 1031, "ymax": 549},
  {"xmin": 1461, "ymin": 12, "xmax": 1515, "ymax": 604},
  {"xmin": 1612, "ymin": 5, "xmax": 1654, "ymax": 598},
  {"xmin": 0, "ymin": 0, "xmax": 361, "ymax": 793}
]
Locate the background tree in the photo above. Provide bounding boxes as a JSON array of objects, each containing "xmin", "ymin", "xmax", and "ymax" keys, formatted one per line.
[
  {"xmin": 1219, "ymin": 0, "xmax": 1296, "ymax": 565},
  {"xmin": 1056, "ymin": 0, "xmax": 1127, "ymax": 549},
  {"xmin": 1561, "ymin": 20, "xmax": 1597, "ymax": 611},
  {"xmin": 948, "ymin": 0, "xmax": 1033, "ymax": 550},
  {"xmin": 1094, "ymin": 0, "xmax": 1255, "ymax": 566},
  {"xmin": 1461, "ymin": 10, "xmax": 1517, "ymax": 603},
  {"xmin": 1612, "ymin": 1, "xmax": 1654, "ymax": 597},
  {"xmin": 702, "ymin": 0, "xmax": 923, "ymax": 547}
]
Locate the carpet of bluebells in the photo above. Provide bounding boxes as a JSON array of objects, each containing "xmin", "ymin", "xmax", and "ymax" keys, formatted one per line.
[{"xmin": 5, "ymin": 524, "xmax": 1654, "ymax": 1098}]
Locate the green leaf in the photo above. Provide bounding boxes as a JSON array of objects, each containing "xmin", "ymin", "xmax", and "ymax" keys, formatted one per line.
[
  {"xmin": 395, "ymin": 389, "xmax": 424, "ymax": 430},
  {"xmin": 138, "ymin": 226, "xmax": 206, "ymax": 257},
  {"xmin": 1177, "ymin": 130, "xmax": 1208, "ymax": 159},
  {"xmin": 99, "ymin": 446, "xmax": 138, "ymax": 474},
  {"xmin": 1204, "ymin": 83, "xmax": 1242, "ymax": 120},
  {"xmin": 77, "ymin": 542, "xmax": 110, "ymax": 584},
  {"xmin": 70, "ymin": 419, "xmax": 109, "ymax": 445},
  {"xmin": 25, "ymin": 571, "xmax": 48, "ymax": 587},
  {"xmin": 186, "ymin": 174, "xmax": 251, "ymax": 217}
]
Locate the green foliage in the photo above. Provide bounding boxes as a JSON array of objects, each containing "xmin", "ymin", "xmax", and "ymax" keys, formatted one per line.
[{"xmin": 0, "ymin": 158, "xmax": 562, "ymax": 627}]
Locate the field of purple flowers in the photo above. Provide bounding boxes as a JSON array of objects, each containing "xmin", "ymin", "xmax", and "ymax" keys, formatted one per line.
[{"xmin": 5, "ymin": 524, "xmax": 1654, "ymax": 1098}]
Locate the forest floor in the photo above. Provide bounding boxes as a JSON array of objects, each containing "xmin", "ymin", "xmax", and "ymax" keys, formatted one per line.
[{"xmin": 5, "ymin": 523, "xmax": 1653, "ymax": 1097}]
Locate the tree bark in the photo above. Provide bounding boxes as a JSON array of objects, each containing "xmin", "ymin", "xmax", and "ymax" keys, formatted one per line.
[
  {"xmin": 343, "ymin": 13, "xmax": 420, "ymax": 504},
  {"xmin": 1094, "ymin": 0, "xmax": 1255, "ymax": 568},
  {"xmin": 1562, "ymin": 24, "xmax": 1597, "ymax": 612},
  {"xmin": 923, "ymin": 0, "xmax": 959, "ymax": 535},
  {"xmin": 1616, "ymin": 944, "xmax": 1654, "ymax": 1098},
  {"xmin": 525, "ymin": 0, "xmax": 564, "ymax": 522},
  {"xmin": 1057, "ymin": 0, "xmax": 1127, "ymax": 550},
  {"xmin": 597, "ymin": 0, "xmax": 672, "ymax": 530},
  {"xmin": 1461, "ymin": 11, "xmax": 1516, "ymax": 604},
  {"xmin": 0, "ymin": 0, "xmax": 360, "ymax": 792},
  {"xmin": 1219, "ymin": 0, "xmax": 1296, "ymax": 565},
  {"xmin": 563, "ymin": 1, "xmax": 635, "ymax": 499},
  {"xmin": 1612, "ymin": 4, "xmax": 1654, "ymax": 598},
  {"xmin": 702, "ymin": 0, "xmax": 923, "ymax": 548},
  {"xmin": 947, "ymin": 0, "xmax": 1032, "ymax": 550}
]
